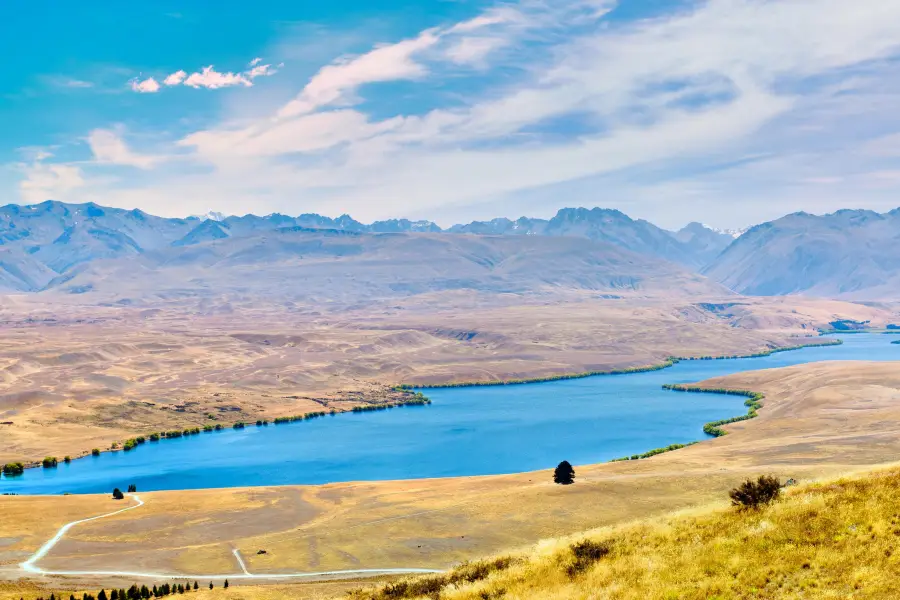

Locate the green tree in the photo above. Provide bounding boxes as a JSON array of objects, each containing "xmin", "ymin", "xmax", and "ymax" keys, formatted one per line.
[
  {"xmin": 92, "ymin": 448, "xmax": 101, "ymax": 456},
  {"xmin": 223, "ymin": 580, "xmax": 229, "ymax": 589},
  {"xmin": 112, "ymin": 488, "xmax": 124, "ymax": 500},
  {"xmin": 208, "ymin": 583, "xmax": 213, "ymax": 591},
  {"xmin": 2, "ymin": 462, "xmax": 24, "ymax": 476},
  {"xmin": 553, "ymin": 460, "xmax": 575, "ymax": 485},
  {"xmin": 98, "ymin": 590, "xmax": 107, "ymax": 600}
]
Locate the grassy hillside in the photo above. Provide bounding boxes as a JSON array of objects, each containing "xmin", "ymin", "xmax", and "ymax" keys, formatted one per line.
[{"xmin": 350, "ymin": 467, "xmax": 900, "ymax": 599}]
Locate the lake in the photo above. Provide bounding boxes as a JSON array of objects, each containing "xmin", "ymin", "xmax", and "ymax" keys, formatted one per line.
[{"xmin": 2, "ymin": 334, "xmax": 897, "ymax": 495}]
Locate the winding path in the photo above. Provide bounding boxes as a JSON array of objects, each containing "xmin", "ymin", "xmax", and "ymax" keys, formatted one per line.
[{"xmin": 20, "ymin": 495, "xmax": 442, "ymax": 581}]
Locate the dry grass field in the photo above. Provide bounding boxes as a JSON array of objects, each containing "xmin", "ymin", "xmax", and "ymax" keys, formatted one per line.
[
  {"xmin": 353, "ymin": 465, "xmax": 900, "ymax": 599},
  {"xmin": 0, "ymin": 291, "xmax": 894, "ymax": 464},
  {"xmin": 4, "ymin": 359, "xmax": 900, "ymax": 597}
]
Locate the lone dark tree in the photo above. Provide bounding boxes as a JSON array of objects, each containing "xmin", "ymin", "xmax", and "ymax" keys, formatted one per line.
[
  {"xmin": 223, "ymin": 580, "xmax": 229, "ymax": 589},
  {"xmin": 554, "ymin": 460, "xmax": 575, "ymax": 485},
  {"xmin": 208, "ymin": 583, "xmax": 213, "ymax": 591},
  {"xmin": 112, "ymin": 487, "xmax": 125, "ymax": 500}
]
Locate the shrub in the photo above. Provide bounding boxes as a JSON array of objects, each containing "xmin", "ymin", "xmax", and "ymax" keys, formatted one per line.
[
  {"xmin": 729, "ymin": 475, "xmax": 781, "ymax": 509},
  {"xmin": 554, "ymin": 460, "xmax": 575, "ymax": 485},
  {"xmin": 64, "ymin": 455, "xmax": 72, "ymax": 463},
  {"xmin": 149, "ymin": 433, "xmax": 160, "ymax": 442},
  {"xmin": 2, "ymin": 462, "xmax": 25, "ymax": 476},
  {"xmin": 92, "ymin": 448, "xmax": 101, "ymax": 456},
  {"xmin": 42, "ymin": 456, "xmax": 58, "ymax": 468},
  {"xmin": 112, "ymin": 487, "xmax": 125, "ymax": 500},
  {"xmin": 566, "ymin": 539, "xmax": 612, "ymax": 577}
]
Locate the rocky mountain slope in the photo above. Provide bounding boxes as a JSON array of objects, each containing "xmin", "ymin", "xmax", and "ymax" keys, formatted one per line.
[
  {"xmin": 673, "ymin": 222, "xmax": 734, "ymax": 266},
  {"xmin": 451, "ymin": 208, "xmax": 714, "ymax": 269},
  {"xmin": 703, "ymin": 209, "xmax": 900, "ymax": 298}
]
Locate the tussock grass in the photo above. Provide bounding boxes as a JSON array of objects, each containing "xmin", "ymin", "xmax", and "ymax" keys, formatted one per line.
[{"xmin": 355, "ymin": 467, "xmax": 900, "ymax": 599}]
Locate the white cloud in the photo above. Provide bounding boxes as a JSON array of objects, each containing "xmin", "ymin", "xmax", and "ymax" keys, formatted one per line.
[
  {"xmin": 18, "ymin": 161, "xmax": 85, "ymax": 203},
  {"xmin": 131, "ymin": 60, "xmax": 278, "ymax": 93},
  {"xmin": 87, "ymin": 129, "xmax": 160, "ymax": 169},
  {"xmin": 277, "ymin": 30, "xmax": 440, "ymax": 118},
  {"xmin": 163, "ymin": 70, "xmax": 187, "ymax": 86},
  {"xmin": 183, "ymin": 66, "xmax": 252, "ymax": 89},
  {"xmin": 130, "ymin": 77, "xmax": 161, "ymax": 93}
]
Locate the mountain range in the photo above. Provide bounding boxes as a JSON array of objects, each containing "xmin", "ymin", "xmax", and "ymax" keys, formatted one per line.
[{"xmin": 0, "ymin": 200, "xmax": 897, "ymax": 300}]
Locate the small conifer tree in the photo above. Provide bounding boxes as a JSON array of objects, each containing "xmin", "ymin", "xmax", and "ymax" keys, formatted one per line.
[{"xmin": 553, "ymin": 460, "xmax": 575, "ymax": 485}]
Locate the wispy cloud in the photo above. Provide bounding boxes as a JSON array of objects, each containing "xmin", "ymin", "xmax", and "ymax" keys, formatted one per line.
[
  {"xmin": 277, "ymin": 31, "xmax": 440, "ymax": 118},
  {"xmin": 18, "ymin": 159, "xmax": 85, "ymax": 203},
  {"xmin": 87, "ymin": 129, "xmax": 160, "ymax": 169},
  {"xmin": 17, "ymin": 0, "xmax": 900, "ymax": 228}
]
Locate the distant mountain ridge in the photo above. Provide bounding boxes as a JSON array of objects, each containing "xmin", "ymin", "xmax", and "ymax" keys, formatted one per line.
[
  {"xmin": 0, "ymin": 201, "xmax": 731, "ymax": 292},
  {"xmin": 7, "ymin": 201, "xmax": 899, "ymax": 300}
]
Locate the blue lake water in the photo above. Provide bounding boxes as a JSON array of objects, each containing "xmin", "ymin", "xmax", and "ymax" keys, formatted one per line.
[{"xmin": 2, "ymin": 334, "xmax": 897, "ymax": 495}]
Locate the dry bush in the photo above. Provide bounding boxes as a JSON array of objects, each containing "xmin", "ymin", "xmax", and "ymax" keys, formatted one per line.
[{"xmin": 729, "ymin": 475, "xmax": 781, "ymax": 509}]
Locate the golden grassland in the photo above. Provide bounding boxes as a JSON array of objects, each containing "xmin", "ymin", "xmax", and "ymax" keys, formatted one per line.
[
  {"xmin": 1, "ymin": 291, "xmax": 895, "ymax": 463},
  {"xmin": 5, "ymin": 360, "xmax": 900, "ymax": 586},
  {"xmin": 352, "ymin": 465, "xmax": 900, "ymax": 600}
]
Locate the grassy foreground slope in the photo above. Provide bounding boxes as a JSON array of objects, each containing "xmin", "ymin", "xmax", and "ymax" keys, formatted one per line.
[{"xmin": 353, "ymin": 467, "xmax": 900, "ymax": 600}]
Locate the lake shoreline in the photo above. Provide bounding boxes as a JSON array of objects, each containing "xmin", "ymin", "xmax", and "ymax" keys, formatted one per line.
[
  {"xmin": 0, "ymin": 336, "xmax": 871, "ymax": 495},
  {"xmin": 405, "ymin": 337, "xmax": 842, "ymax": 389}
]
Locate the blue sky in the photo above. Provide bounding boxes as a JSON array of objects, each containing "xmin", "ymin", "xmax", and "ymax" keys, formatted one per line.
[{"xmin": 2, "ymin": 0, "xmax": 900, "ymax": 230}]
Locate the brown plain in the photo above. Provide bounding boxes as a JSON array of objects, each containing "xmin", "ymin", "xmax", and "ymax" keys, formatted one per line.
[{"xmin": 0, "ymin": 291, "xmax": 894, "ymax": 463}]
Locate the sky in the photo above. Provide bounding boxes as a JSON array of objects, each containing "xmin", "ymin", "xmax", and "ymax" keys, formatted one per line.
[{"xmin": 2, "ymin": 0, "xmax": 900, "ymax": 230}]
